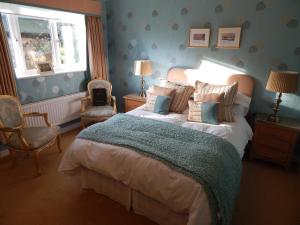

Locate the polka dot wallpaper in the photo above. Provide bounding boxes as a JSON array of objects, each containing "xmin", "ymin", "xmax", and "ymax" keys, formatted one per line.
[
  {"xmin": 105, "ymin": 0, "xmax": 300, "ymax": 118},
  {"xmin": 17, "ymin": 71, "xmax": 88, "ymax": 104}
]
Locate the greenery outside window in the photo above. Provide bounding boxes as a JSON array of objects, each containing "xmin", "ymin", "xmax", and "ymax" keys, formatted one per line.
[{"xmin": 1, "ymin": 3, "xmax": 86, "ymax": 79}]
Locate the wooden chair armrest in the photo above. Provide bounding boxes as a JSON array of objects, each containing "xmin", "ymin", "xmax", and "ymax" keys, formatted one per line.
[
  {"xmin": 0, "ymin": 126, "xmax": 21, "ymax": 133},
  {"xmin": 81, "ymin": 96, "xmax": 91, "ymax": 113},
  {"xmin": 111, "ymin": 96, "xmax": 117, "ymax": 113},
  {"xmin": 24, "ymin": 112, "xmax": 51, "ymax": 127},
  {"xmin": 0, "ymin": 126, "xmax": 29, "ymax": 149},
  {"xmin": 81, "ymin": 96, "xmax": 91, "ymax": 101}
]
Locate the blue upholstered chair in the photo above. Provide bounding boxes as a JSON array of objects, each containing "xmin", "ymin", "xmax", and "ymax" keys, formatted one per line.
[
  {"xmin": 80, "ymin": 79, "xmax": 117, "ymax": 127},
  {"xmin": 0, "ymin": 95, "xmax": 62, "ymax": 175}
]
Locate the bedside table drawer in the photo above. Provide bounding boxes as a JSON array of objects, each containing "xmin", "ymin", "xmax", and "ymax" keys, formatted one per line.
[
  {"xmin": 256, "ymin": 123, "xmax": 293, "ymax": 142},
  {"xmin": 254, "ymin": 136, "xmax": 290, "ymax": 153},
  {"xmin": 254, "ymin": 144, "xmax": 288, "ymax": 163},
  {"xmin": 250, "ymin": 113, "xmax": 300, "ymax": 169},
  {"xmin": 125, "ymin": 100, "xmax": 144, "ymax": 112}
]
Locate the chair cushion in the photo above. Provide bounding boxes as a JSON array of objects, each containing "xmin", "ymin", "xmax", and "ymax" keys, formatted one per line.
[
  {"xmin": 7, "ymin": 126, "xmax": 59, "ymax": 150},
  {"xmin": 81, "ymin": 105, "xmax": 116, "ymax": 118},
  {"xmin": 88, "ymin": 80, "xmax": 112, "ymax": 105},
  {"xmin": 93, "ymin": 88, "xmax": 107, "ymax": 106}
]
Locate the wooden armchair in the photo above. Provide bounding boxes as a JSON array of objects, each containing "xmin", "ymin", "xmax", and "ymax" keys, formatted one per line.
[
  {"xmin": 0, "ymin": 95, "xmax": 62, "ymax": 175},
  {"xmin": 81, "ymin": 79, "xmax": 117, "ymax": 128}
]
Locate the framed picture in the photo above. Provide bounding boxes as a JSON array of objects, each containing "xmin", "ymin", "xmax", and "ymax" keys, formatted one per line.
[
  {"xmin": 37, "ymin": 62, "xmax": 53, "ymax": 74},
  {"xmin": 217, "ymin": 27, "xmax": 242, "ymax": 49},
  {"xmin": 188, "ymin": 28, "xmax": 210, "ymax": 48}
]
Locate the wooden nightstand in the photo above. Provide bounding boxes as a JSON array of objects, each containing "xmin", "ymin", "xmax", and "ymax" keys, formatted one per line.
[
  {"xmin": 123, "ymin": 93, "xmax": 146, "ymax": 112},
  {"xmin": 250, "ymin": 113, "xmax": 300, "ymax": 169}
]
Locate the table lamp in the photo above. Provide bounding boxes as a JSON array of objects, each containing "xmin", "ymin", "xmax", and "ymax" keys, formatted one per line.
[
  {"xmin": 265, "ymin": 71, "xmax": 299, "ymax": 123},
  {"xmin": 134, "ymin": 60, "xmax": 152, "ymax": 97}
]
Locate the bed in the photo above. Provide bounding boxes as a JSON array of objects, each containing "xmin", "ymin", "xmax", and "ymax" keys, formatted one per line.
[{"xmin": 59, "ymin": 68, "xmax": 255, "ymax": 225}]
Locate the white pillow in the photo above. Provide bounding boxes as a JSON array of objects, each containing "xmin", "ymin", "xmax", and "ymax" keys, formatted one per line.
[{"xmin": 233, "ymin": 92, "xmax": 252, "ymax": 116}]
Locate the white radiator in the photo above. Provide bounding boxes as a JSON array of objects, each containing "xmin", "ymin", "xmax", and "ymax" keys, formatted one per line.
[{"xmin": 22, "ymin": 92, "xmax": 86, "ymax": 127}]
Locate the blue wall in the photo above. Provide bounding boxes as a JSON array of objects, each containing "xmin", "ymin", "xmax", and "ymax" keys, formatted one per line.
[
  {"xmin": 17, "ymin": 71, "xmax": 89, "ymax": 104},
  {"xmin": 106, "ymin": 0, "xmax": 300, "ymax": 119}
]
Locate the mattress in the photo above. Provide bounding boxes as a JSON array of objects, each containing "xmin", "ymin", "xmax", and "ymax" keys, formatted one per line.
[{"xmin": 59, "ymin": 107, "xmax": 252, "ymax": 225}]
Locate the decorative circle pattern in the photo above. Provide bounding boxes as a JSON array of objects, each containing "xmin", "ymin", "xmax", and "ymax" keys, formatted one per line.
[
  {"xmin": 152, "ymin": 10, "xmax": 159, "ymax": 17},
  {"xmin": 52, "ymin": 86, "xmax": 60, "ymax": 94},
  {"xmin": 204, "ymin": 22, "xmax": 212, "ymax": 29},
  {"xmin": 179, "ymin": 44, "xmax": 186, "ymax": 51},
  {"xmin": 172, "ymin": 23, "xmax": 179, "ymax": 30},
  {"xmin": 215, "ymin": 4, "xmax": 223, "ymax": 13},
  {"xmin": 242, "ymin": 20, "xmax": 251, "ymax": 29},
  {"xmin": 145, "ymin": 24, "xmax": 151, "ymax": 31},
  {"xmin": 294, "ymin": 47, "xmax": 300, "ymax": 56},
  {"xmin": 152, "ymin": 43, "xmax": 158, "ymax": 50},
  {"xmin": 248, "ymin": 45, "xmax": 258, "ymax": 53},
  {"xmin": 286, "ymin": 19, "xmax": 298, "ymax": 28},
  {"xmin": 256, "ymin": 2, "xmax": 266, "ymax": 11},
  {"xmin": 181, "ymin": 8, "xmax": 188, "ymax": 16},
  {"xmin": 128, "ymin": 11, "xmax": 133, "ymax": 19}
]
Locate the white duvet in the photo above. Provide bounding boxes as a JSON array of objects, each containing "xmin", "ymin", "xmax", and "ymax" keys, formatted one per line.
[{"xmin": 59, "ymin": 106, "xmax": 252, "ymax": 225}]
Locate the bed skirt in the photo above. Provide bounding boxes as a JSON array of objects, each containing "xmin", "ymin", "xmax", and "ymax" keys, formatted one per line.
[{"xmin": 72, "ymin": 167, "xmax": 190, "ymax": 225}]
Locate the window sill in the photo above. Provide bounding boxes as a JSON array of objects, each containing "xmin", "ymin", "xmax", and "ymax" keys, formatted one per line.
[{"xmin": 16, "ymin": 69, "xmax": 86, "ymax": 80}]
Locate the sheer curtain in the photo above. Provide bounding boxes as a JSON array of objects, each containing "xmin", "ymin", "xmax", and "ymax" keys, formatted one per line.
[{"xmin": 86, "ymin": 16, "xmax": 108, "ymax": 80}]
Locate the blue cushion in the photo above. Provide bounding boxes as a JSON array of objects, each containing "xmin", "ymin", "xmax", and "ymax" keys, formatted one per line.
[
  {"xmin": 201, "ymin": 102, "xmax": 219, "ymax": 125},
  {"xmin": 188, "ymin": 101, "xmax": 219, "ymax": 125},
  {"xmin": 153, "ymin": 96, "xmax": 171, "ymax": 115}
]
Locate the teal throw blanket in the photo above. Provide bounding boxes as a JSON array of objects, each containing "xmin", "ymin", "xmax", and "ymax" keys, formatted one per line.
[{"xmin": 78, "ymin": 114, "xmax": 242, "ymax": 225}]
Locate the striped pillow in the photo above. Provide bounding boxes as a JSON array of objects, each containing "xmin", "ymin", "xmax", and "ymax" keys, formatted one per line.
[
  {"xmin": 188, "ymin": 101, "xmax": 220, "ymax": 125},
  {"xmin": 144, "ymin": 92, "xmax": 157, "ymax": 111},
  {"xmin": 144, "ymin": 86, "xmax": 176, "ymax": 112},
  {"xmin": 195, "ymin": 92, "xmax": 225, "ymax": 122},
  {"xmin": 194, "ymin": 81, "xmax": 238, "ymax": 122},
  {"xmin": 165, "ymin": 81, "xmax": 195, "ymax": 113}
]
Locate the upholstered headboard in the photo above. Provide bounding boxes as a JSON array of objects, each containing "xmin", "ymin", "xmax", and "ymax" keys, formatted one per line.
[{"xmin": 167, "ymin": 68, "xmax": 255, "ymax": 97}]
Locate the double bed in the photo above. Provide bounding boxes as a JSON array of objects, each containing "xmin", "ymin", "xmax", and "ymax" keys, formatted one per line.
[{"xmin": 59, "ymin": 68, "xmax": 254, "ymax": 225}]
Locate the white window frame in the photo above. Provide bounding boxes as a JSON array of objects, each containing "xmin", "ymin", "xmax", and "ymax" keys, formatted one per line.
[{"xmin": 0, "ymin": 2, "xmax": 86, "ymax": 79}]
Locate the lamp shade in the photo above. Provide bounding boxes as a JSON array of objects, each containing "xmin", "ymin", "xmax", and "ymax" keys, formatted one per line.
[
  {"xmin": 134, "ymin": 60, "xmax": 152, "ymax": 76},
  {"xmin": 266, "ymin": 71, "xmax": 299, "ymax": 93}
]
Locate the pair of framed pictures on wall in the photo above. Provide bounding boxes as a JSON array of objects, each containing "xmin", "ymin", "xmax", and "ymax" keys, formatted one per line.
[{"xmin": 189, "ymin": 27, "xmax": 242, "ymax": 49}]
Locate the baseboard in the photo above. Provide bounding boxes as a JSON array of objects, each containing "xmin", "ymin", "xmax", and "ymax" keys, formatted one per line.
[
  {"xmin": 0, "ymin": 118, "xmax": 81, "ymax": 158},
  {"xmin": 59, "ymin": 119, "xmax": 81, "ymax": 134}
]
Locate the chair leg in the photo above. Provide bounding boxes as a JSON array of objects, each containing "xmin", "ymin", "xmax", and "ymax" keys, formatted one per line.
[
  {"xmin": 81, "ymin": 120, "xmax": 86, "ymax": 129},
  {"xmin": 32, "ymin": 151, "xmax": 41, "ymax": 176},
  {"xmin": 9, "ymin": 149, "xmax": 16, "ymax": 169},
  {"xmin": 57, "ymin": 135, "xmax": 62, "ymax": 152}
]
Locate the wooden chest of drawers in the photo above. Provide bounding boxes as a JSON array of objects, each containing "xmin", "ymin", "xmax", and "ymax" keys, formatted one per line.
[
  {"xmin": 123, "ymin": 93, "xmax": 146, "ymax": 112},
  {"xmin": 250, "ymin": 113, "xmax": 300, "ymax": 169}
]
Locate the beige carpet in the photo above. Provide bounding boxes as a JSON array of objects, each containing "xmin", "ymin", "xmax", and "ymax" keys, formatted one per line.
[{"xmin": 0, "ymin": 128, "xmax": 299, "ymax": 225}]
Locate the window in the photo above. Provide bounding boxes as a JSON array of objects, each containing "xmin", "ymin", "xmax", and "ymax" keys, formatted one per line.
[
  {"xmin": 1, "ymin": 15, "xmax": 17, "ymax": 68},
  {"xmin": 1, "ymin": 3, "xmax": 86, "ymax": 79},
  {"xmin": 57, "ymin": 22, "xmax": 79, "ymax": 66},
  {"xmin": 18, "ymin": 17, "xmax": 53, "ymax": 71}
]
